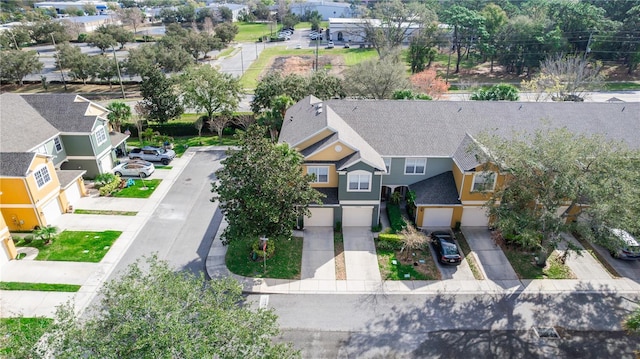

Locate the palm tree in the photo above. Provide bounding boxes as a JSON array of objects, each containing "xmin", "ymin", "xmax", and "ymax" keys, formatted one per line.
[
  {"xmin": 34, "ymin": 225, "xmax": 59, "ymax": 245},
  {"xmin": 106, "ymin": 101, "xmax": 132, "ymax": 133}
]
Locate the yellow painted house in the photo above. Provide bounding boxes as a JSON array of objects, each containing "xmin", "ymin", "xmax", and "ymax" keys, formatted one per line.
[
  {"xmin": 280, "ymin": 97, "xmax": 640, "ymax": 230},
  {"xmin": 0, "ymin": 93, "xmax": 127, "ymax": 262}
]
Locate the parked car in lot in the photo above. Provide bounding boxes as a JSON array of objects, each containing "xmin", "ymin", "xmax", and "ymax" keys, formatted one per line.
[
  {"xmin": 113, "ymin": 160, "xmax": 155, "ymax": 178},
  {"xmin": 430, "ymin": 230, "xmax": 463, "ymax": 265},
  {"xmin": 128, "ymin": 146, "xmax": 176, "ymax": 165},
  {"xmin": 326, "ymin": 41, "xmax": 334, "ymax": 49},
  {"xmin": 595, "ymin": 227, "xmax": 640, "ymax": 260}
]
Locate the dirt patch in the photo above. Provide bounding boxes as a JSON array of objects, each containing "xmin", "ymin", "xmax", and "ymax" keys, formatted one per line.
[{"xmin": 268, "ymin": 55, "xmax": 345, "ymax": 76}]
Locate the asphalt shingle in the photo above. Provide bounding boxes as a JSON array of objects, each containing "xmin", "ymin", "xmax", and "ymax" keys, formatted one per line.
[
  {"xmin": 0, "ymin": 152, "xmax": 36, "ymax": 177},
  {"xmin": 0, "ymin": 94, "xmax": 60, "ymax": 152},
  {"xmin": 21, "ymin": 94, "xmax": 102, "ymax": 133},
  {"xmin": 409, "ymin": 171, "xmax": 462, "ymax": 205}
]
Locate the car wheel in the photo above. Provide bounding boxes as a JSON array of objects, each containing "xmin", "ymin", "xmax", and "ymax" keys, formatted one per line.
[
  {"xmin": 114, "ymin": 172, "xmax": 122, "ymax": 177},
  {"xmin": 140, "ymin": 172, "xmax": 148, "ymax": 178},
  {"xmin": 161, "ymin": 159, "xmax": 170, "ymax": 165}
]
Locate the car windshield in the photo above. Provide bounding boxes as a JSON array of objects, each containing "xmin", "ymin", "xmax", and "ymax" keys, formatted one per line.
[
  {"xmin": 441, "ymin": 241, "xmax": 459, "ymax": 256},
  {"xmin": 157, "ymin": 148, "xmax": 166, "ymax": 154}
]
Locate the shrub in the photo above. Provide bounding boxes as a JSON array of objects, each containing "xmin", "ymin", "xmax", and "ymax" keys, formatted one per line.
[
  {"xmin": 251, "ymin": 239, "xmax": 276, "ymax": 259},
  {"xmin": 77, "ymin": 33, "xmax": 88, "ymax": 42},
  {"xmin": 22, "ymin": 234, "xmax": 34, "ymax": 244},
  {"xmin": 377, "ymin": 233, "xmax": 404, "ymax": 250},
  {"xmin": 371, "ymin": 223, "xmax": 382, "ymax": 232},
  {"xmin": 334, "ymin": 221, "xmax": 342, "ymax": 233},
  {"xmin": 386, "ymin": 204, "xmax": 406, "ymax": 233},
  {"xmin": 99, "ymin": 176, "xmax": 122, "ymax": 196},
  {"xmin": 94, "ymin": 173, "xmax": 117, "ymax": 189}
]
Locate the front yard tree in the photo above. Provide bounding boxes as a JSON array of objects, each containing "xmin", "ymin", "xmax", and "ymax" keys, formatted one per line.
[
  {"xmin": 139, "ymin": 67, "xmax": 184, "ymax": 123},
  {"xmin": 0, "ymin": 50, "xmax": 43, "ymax": 86},
  {"xmin": 106, "ymin": 101, "xmax": 132, "ymax": 133},
  {"xmin": 250, "ymin": 71, "xmax": 307, "ymax": 115},
  {"xmin": 179, "ymin": 65, "xmax": 242, "ymax": 122},
  {"xmin": 477, "ymin": 127, "xmax": 640, "ymax": 265},
  {"xmin": 212, "ymin": 125, "xmax": 323, "ymax": 244},
  {"xmin": 37, "ymin": 256, "xmax": 298, "ymax": 358}
]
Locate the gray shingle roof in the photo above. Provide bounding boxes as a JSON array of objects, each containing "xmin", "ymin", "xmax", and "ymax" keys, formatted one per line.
[
  {"xmin": 0, "ymin": 152, "xmax": 37, "ymax": 177},
  {"xmin": 323, "ymin": 100, "xmax": 640, "ymax": 156},
  {"xmin": 21, "ymin": 94, "xmax": 101, "ymax": 133},
  {"xmin": 314, "ymin": 188, "xmax": 339, "ymax": 205},
  {"xmin": 0, "ymin": 93, "xmax": 60, "ymax": 152},
  {"xmin": 452, "ymin": 134, "xmax": 483, "ymax": 171},
  {"xmin": 409, "ymin": 171, "xmax": 461, "ymax": 205},
  {"xmin": 56, "ymin": 169, "xmax": 86, "ymax": 188}
]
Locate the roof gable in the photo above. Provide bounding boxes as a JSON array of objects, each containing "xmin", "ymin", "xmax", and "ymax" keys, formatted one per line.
[
  {"xmin": 0, "ymin": 152, "xmax": 38, "ymax": 177},
  {"xmin": 21, "ymin": 94, "xmax": 102, "ymax": 133},
  {"xmin": 0, "ymin": 94, "xmax": 60, "ymax": 152}
]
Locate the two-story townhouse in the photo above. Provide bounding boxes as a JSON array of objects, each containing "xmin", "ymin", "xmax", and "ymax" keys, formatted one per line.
[
  {"xmin": 0, "ymin": 94, "xmax": 128, "ymax": 258},
  {"xmin": 280, "ymin": 96, "xmax": 640, "ymax": 230}
]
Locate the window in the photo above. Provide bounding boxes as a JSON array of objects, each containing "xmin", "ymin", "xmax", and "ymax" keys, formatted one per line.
[
  {"xmin": 307, "ymin": 166, "xmax": 329, "ymax": 183},
  {"xmin": 347, "ymin": 171, "xmax": 371, "ymax": 192},
  {"xmin": 95, "ymin": 127, "xmax": 107, "ymax": 146},
  {"xmin": 54, "ymin": 137, "xmax": 63, "ymax": 153},
  {"xmin": 34, "ymin": 166, "xmax": 52, "ymax": 188},
  {"xmin": 35, "ymin": 145, "xmax": 47, "ymax": 155},
  {"xmin": 383, "ymin": 158, "xmax": 391, "ymax": 173},
  {"xmin": 404, "ymin": 158, "xmax": 426, "ymax": 174},
  {"xmin": 472, "ymin": 172, "xmax": 496, "ymax": 192}
]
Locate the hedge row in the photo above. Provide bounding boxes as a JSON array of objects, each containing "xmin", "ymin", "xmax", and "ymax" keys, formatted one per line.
[
  {"xmin": 122, "ymin": 113, "xmax": 254, "ymax": 137},
  {"xmin": 377, "ymin": 233, "xmax": 404, "ymax": 250},
  {"xmin": 386, "ymin": 204, "xmax": 407, "ymax": 233}
]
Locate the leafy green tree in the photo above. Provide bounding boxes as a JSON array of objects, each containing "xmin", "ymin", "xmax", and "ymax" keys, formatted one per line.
[
  {"xmin": 344, "ymin": 54, "xmax": 409, "ymax": 99},
  {"xmin": 441, "ymin": 5, "xmax": 486, "ymax": 73},
  {"xmin": 65, "ymin": 52, "xmax": 95, "ymax": 85},
  {"xmin": 250, "ymin": 72, "xmax": 308, "ymax": 114},
  {"xmin": 307, "ymin": 71, "xmax": 346, "ymax": 101},
  {"xmin": 392, "ymin": 89, "xmax": 431, "ymax": 100},
  {"xmin": 480, "ymin": 3, "xmax": 508, "ymax": 72},
  {"xmin": 123, "ymin": 43, "xmax": 157, "ymax": 76},
  {"xmin": 87, "ymin": 32, "xmax": 117, "ymax": 54},
  {"xmin": 470, "ymin": 84, "xmax": 519, "ymax": 101},
  {"xmin": 546, "ymin": 0, "xmax": 611, "ymax": 52},
  {"xmin": 179, "ymin": 65, "xmax": 242, "ymax": 123},
  {"xmin": 93, "ymin": 55, "xmax": 119, "ymax": 89},
  {"xmin": 214, "ymin": 22, "xmax": 239, "ymax": 45},
  {"xmin": 35, "ymin": 256, "xmax": 298, "ymax": 358},
  {"xmin": 116, "ymin": 7, "xmax": 145, "ymax": 35},
  {"xmin": 219, "ymin": 6, "xmax": 233, "ymax": 22},
  {"xmin": 258, "ymin": 95, "xmax": 294, "ymax": 140},
  {"xmin": 96, "ymin": 24, "xmax": 134, "ymax": 49},
  {"xmin": 307, "ymin": 10, "xmax": 322, "ymax": 31},
  {"xmin": 362, "ymin": 0, "xmax": 437, "ymax": 58},
  {"xmin": 27, "ymin": 20, "xmax": 70, "ymax": 44},
  {"xmin": 139, "ymin": 67, "xmax": 184, "ymax": 123},
  {"xmin": 106, "ymin": 101, "xmax": 132, "ymax": 132},
  {"xmin": 212, "ymin": 125, "xmax": 323, "ymax": 244},
  {"xmin": 0, "ymin": 50, "xmax": 43, "ymax": 86},
  {"xmin": 477, "ymin": 128, "xmax": 640, "ymax": 265},
  {"xmin": 0, "ymin": 26, "xmax": 31, "ymax": 49}
]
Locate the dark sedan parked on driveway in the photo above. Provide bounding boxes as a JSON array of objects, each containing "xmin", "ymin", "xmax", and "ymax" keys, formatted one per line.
[{"xmin": 430, "ymin": 230, "xmax": 463, "ymax": 265}]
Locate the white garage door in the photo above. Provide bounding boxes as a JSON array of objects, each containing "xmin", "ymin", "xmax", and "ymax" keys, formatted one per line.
[
  {"xmin": 421, "ymin": 208, "xmax": 453, "ymax": 227},
  {"xmin": 342, "ymin": 206, "xmax": 373, "ymax": 227},
  {"xmin": 461, "ymin": 206, "xmax": 489, "ymax": 227},
  {"xmin": 305, "ymin": 208, "xmax": 334, "ymax": 227},
  {"xmin": 41, "ymin": 198, "xmax": 63, "ymax": 226},
  {"xmin": 64, "ymin": 182, "xmax": 82, "ymax": 206},
  {"xmin": 100, "ymin": 154, "xmax": 113, "ymax": 173}
]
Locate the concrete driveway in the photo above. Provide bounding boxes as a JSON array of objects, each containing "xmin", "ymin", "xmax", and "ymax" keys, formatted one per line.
[
  {"xmin": 425, "ymin": 237, "xmax": 476, "ymax": 280},
  {"xmin": 342, "ymin": 227, "xmax": 381, "ymax": 281},
  {"xmin": 301, "ymin": 227, "xmax": 335, "ymax": 280},
  {"xmin": 461, "ymin": 227, "xmax": 519, "ymax": 281}
]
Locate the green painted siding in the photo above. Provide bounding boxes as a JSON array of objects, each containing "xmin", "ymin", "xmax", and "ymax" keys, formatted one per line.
[
  {"xmin": 92, "ymin": 126, "xmax": 112, "ymax": 156},
  {"xmin": 61, "ymin": 159, "xmax": 100, "ymax": 179},
  {"xmin": 382, "ymin": 157, "xmax": 453, "ymax": 186},
  {"xmin": 61, "ymin": 135, "xmax": 94, "ymax": 156},
  {"xmin": 45, "ymin": 137, "xmax": 67, "ymax": 167},
  {"xmin": 338, "ymin": 162, "xmax": 382, "ymax": 201}
]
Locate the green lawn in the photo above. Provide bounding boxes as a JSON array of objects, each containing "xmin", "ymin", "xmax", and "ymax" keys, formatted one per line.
[
  {"xmin": 377, "ymin": 248, "xmax": 435, "ymax": 280},
  {"xmin": 113, "ymin": 179, "xmax": 161, "ymax": 198},
  {"xmin": 235, "ymin": 22, "xmax": 272, "ymax": 42},
  {"xmin": 603, "ymin": 82, "xmax": 640, "ymax": 91},
  {"xmin": 14, "ymin": 230, "xmax": 121, "ymax": 262},
  {"xmin": 454, "ymin": 231, "xmax": 484, "ymax": 280},
  {"xmin": 502, "ymin": 246, "xmax": 575, "ymax": 279},
  {"xmin": 74, "ymin": 209, "xmax": 137, "ymax": 216},
  {"xmin": 225, "ymin": 236, "xmax": 303, "ymax": 279},
  {"xmin": 0, "ymin": 282, "xmax": 81, "ymax": 292},
  {"xmin": 0, "ymin": 318, "xmax": 53, "ymax": 357}
]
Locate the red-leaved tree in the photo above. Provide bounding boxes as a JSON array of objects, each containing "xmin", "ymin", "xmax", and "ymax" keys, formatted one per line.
[{"xmin": 410, "ymin": 69, "xmax": 449, "ymax": 99}]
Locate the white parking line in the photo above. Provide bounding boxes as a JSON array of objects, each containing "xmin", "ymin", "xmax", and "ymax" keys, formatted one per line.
[{"xmin": 259, "ymin": 295, "xmax": 269, "ymax": 309}]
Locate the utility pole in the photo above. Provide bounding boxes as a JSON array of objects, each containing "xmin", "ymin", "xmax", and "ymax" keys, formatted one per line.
[
  {"xmin": 240, "ymin": 47, "xmax": 244, "ymax": 75},
  {"xmin": 50, "ymin": 34, "xmax": 67, "ymax": 91},
  {"xmin": 315, "ymin": 36, "xmax": 319, "ymax": 71},
  {"xmin": 111, "ymin": 45, "xmax": 126, "ymax": 99},
  {"xmin": 583, "ymin": 32, "xmax": 593, "ymax": 61}
]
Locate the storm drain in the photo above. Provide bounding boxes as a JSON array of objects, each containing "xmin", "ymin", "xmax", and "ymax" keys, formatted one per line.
[{"xmin": 533, "ymin": 327, "xmax": 560, "ymax": 339}]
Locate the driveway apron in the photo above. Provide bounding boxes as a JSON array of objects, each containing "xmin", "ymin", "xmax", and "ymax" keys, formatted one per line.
[
  {"xmin": 559, "ymin": 233, "xmax": 612, "ymax": 280},
  {"xmin": 461, "ymin": 227, "xmax": 519, "ymax": 281},
  {"xmin": 301, "ymin": 227, "xmax": 336, "ymax": 280},
  {"xmin": 342, "ymin": 227, "xmax": 381, "ymax": 281}
]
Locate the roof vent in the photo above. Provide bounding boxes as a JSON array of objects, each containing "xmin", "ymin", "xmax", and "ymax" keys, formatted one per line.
[
  {"xmin": 316, "ymin": 103, "xmax": 323, "ymax": 109},
  {"xmin": 316, "ymin": 108, "xmax": 323, "ymax": 115}
]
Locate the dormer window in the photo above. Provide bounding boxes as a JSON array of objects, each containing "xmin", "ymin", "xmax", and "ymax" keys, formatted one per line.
[
  {"xmin": 404, "ymin": 158, "xmax": 426, "ymax": 175},
  {"xmin": 472, "ymin": 171, "xmax": 496, "ymax": 192},
  {"xmin": 34, "ymin": 165, "xmax": 52, "ymax": 188},
  {"xmin": 95, "ymin": 127, "xmax": 107, "ymax": 146}
]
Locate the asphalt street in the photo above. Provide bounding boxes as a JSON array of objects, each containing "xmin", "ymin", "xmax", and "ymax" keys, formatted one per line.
[{"xmin": 255, "ymin": 292, "xmax": 640, "ymax": 358}]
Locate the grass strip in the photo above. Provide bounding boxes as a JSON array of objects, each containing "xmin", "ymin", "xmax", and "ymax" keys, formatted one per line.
[
  {"xmin": 113, "ymin": 179, "xmax": 161, "ymax": 198},
  {"xmin": 0, "ymin": 282, "xmax": 80, "ymax": 292},
  {"xmin": 334, "ymin": 232, "xmax": 346, "ymax": 280},
  {"xmin": 15, "ymin": 230, "xmax": 121, "ymax": 262},
  {"xmin": 74, "ymin": 209, "xmax": 137, "ymax": 216}
]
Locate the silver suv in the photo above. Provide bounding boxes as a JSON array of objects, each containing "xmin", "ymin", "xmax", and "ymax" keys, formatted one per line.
[
  {"xmin": 128, "ymin": 146, "xmax": 176, "ymax": 165},
  {"xmin": 597, "ymin": 227, "xmax": 640, "ymax": 260}
]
